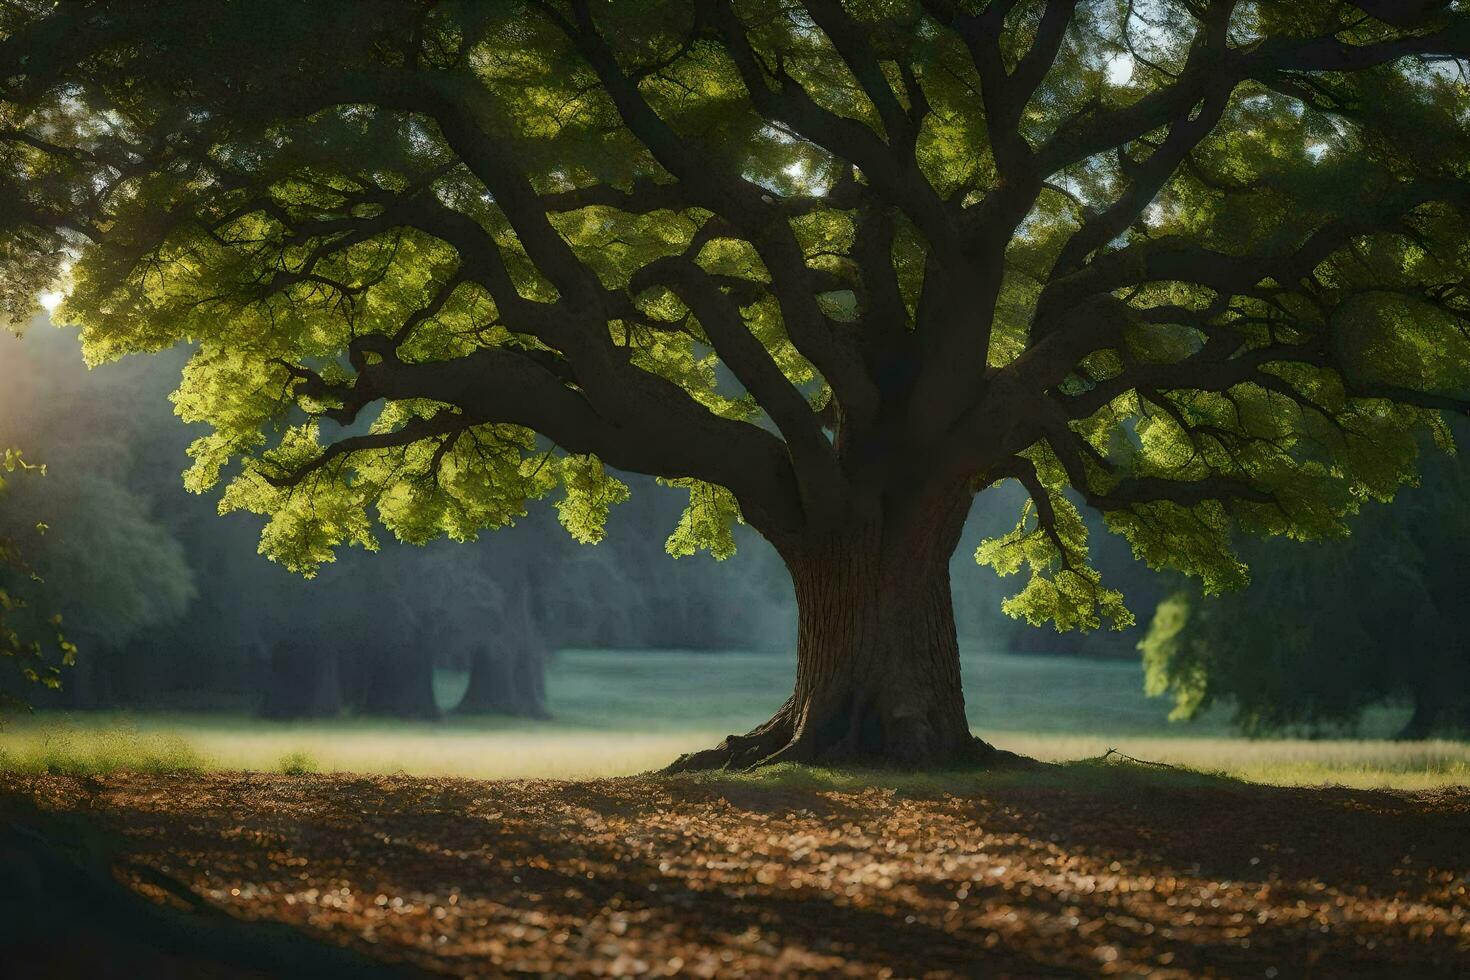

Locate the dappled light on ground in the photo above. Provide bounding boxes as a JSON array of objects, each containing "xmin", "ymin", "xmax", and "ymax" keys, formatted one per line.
[{"xmin": 3, "ymin": 768, "xmax": 1467, "ymax": 977}]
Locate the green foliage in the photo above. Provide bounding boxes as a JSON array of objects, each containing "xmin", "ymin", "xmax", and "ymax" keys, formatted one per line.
[
  {"xmin": 556, "ymin": 456, "xmax": 632, "ymax": 545},
  {"xmin": 0, "ymin": 354, "xmax": 196, "ymax": 658},
  {"xmin": 0, "ymin": 327, "xmax": 193, "ymax": 711},
  {"xmin": 6, "ymin": 474, "xmax": 196, "ymax": 642},
  {"xmin": 277, "ymin": 749, "xmax": 320, "ymax": 776},
  {"xmin": 0, "ymin": 444, "xmax": 74, "ymax": 713},
  {"xmin": 660, "ymin": 480, "xmax": 743, "ymax": 560},
  {"xmin": 977, "ymin": 453, "xmax": 1131, "ymax": 631}
]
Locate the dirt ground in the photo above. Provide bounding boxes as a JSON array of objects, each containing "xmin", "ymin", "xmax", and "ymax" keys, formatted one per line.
[{"xmin": 1, "ymin": 766, "xmax": 1467, "ymax": 978}]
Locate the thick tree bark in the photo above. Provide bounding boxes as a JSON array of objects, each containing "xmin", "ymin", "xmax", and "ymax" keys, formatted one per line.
[
  {"xmin": 1396, "ymin": 694, "xmax": 1438, "ymax": 741},
  {"xmin": 669, "ymin": 496, "xmax": 1016, "ymax": 771}
]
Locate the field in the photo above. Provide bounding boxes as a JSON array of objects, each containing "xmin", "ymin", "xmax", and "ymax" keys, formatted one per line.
[{"xmin": 2, "ymin": 650, "xmax": 1467, "ymax": 789}]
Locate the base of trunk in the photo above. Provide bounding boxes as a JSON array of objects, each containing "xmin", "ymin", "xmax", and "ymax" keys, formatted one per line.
[
  {"xmin": 664, "ymin": 697, "xmax": 1034, "ymax": 773},
  {"xmin": 455, "ymin": 644, "xmax": 550, "ymax": 719},
  {"xmin": 1395, "ymin": 695, "xmax": 1470, "ymax": 740},
  {"xmin": 258, "ymin": 643, "xmax": 342, "ymax": 720},
  {"xmin": 671, "ymin": 497, "xmax": 1019, "ymax": 773},
  {"xmin": 355, "ymin": 650, "xmax": 441, "ymax": 721}
]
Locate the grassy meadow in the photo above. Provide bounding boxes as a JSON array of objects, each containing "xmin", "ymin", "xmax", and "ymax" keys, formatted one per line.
[{"xmin": 2, "ymin": 649, "xmax": 1466, "ymax": 789}]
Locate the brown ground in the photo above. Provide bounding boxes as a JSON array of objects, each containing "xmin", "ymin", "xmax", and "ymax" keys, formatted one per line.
[{"xmin": 1, "ymin": 767, "xmax": 1467, "ymax": 978}]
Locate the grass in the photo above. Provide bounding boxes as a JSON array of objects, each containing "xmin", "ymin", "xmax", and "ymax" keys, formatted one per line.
[
  {"xmin": 3, "ymin": 719, "xmax": 1465, "ymax": 789},
  {"xmin": 0, "ymin": 722, "xmax": 207, "ymax": 777},
  {"xmin": 275, "ymin": 749, "xmax": 320, "ymax": 776},
  {"xmin": 1, "ymin": 649, "xmax": 1465, "ymax": 788},
  {"xmin": 687, "ymin": 753, "xmax": 1251, "ymax": 799}
]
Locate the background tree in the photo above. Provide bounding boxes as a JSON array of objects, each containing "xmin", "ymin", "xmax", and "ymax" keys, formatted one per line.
[
  {"xmin": 0, "ymin": 324, "xmax": 195, "ymax": 706},
  {"xmin": 0, "ymin": 447, "xmax": 72, "ymax": 711},
  {"xmin": 1141, "ymin": 428, "xmax": 1470, "ymax": 739},
  {"xmin": 5, "ymin": 0, "xmax": 1470, "ymax": 768}
]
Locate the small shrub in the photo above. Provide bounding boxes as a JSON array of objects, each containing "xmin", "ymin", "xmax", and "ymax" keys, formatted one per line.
[
  {"xmin": 277, "ymin": 750, "xmax": 319, "ymax": 776},
  {"xmin": 142, "ymin": 734, "xmax": 206, "ymax": 775}
]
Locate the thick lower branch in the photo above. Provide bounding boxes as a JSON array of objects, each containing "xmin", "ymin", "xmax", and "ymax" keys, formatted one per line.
[{"xmin": 288, "ymin": 346, "xmax": 808, "ymax": 536}]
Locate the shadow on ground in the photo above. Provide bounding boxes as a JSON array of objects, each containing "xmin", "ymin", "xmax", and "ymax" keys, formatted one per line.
[{"xmin": 2, "ymin": 762, "xmax": 1467, "ymax": 977}]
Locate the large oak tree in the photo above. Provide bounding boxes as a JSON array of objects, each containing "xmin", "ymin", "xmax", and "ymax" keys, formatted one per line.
[{"xmin": 4, "ymin": 0, "xmax": 1470, "ymax": 767}]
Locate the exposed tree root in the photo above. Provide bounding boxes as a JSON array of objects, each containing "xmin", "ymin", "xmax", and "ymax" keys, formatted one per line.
[
  {"xmin": 665, "ymin": 699, "xmax": 801, "ymax": 773},
  {"xmin": 664, "ymin": 699, "xmax": 1042, "ymax": 774}
]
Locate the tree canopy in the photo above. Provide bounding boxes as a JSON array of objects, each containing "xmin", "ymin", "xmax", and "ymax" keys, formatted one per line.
[{"xmin": 4, "ymin": 1, "xmax": 1469, "ymax": 612}]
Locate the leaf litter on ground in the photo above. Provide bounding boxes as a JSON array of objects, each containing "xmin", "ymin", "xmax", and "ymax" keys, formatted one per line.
[{"xmin": 1, "ymin": 763, "xmax": 1467, "ymax": 977}]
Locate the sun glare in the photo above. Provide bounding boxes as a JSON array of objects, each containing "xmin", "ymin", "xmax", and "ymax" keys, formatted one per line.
[
  {"xmin": 38, "ymin": 291, "xmax": 63, "ymax": 312},
  {"xmin": 1105, "ymin": 53, "xmax": 1135, "ymax": 86}
]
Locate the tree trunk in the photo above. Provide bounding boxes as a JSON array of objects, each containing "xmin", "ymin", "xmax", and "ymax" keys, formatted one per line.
[
  {"xmin": 53, "ymin": 644, "xmax": 112, "ymax": 709},
  {"xmin": 1396, "ymin": 636, "xmax": 1470, "ymax": 740},
  {"xmin": 258, "ymin": 642, "xmax": 342, "ymax": 720},
  {"xmin": 456, "ymin": 644, "xmax": 549, "ymax": 718},
  {"xmin": 1396, "ymin": 690, "xmax": 1436, "ymax": 741},
  {"xmin": 358, "ymin": 649, "xmax": 440, "ymax": 721},
  {"xmin": 1397, "ymin": 674, "xmax": 1470, "ymax": 740},
  {"xmin": 668, "ymin": 505, "xmax": 1015, "ymax": 772},
  {"xmin": 455, "ymin": 584, "xmax": 551, "ymax": 718}
]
